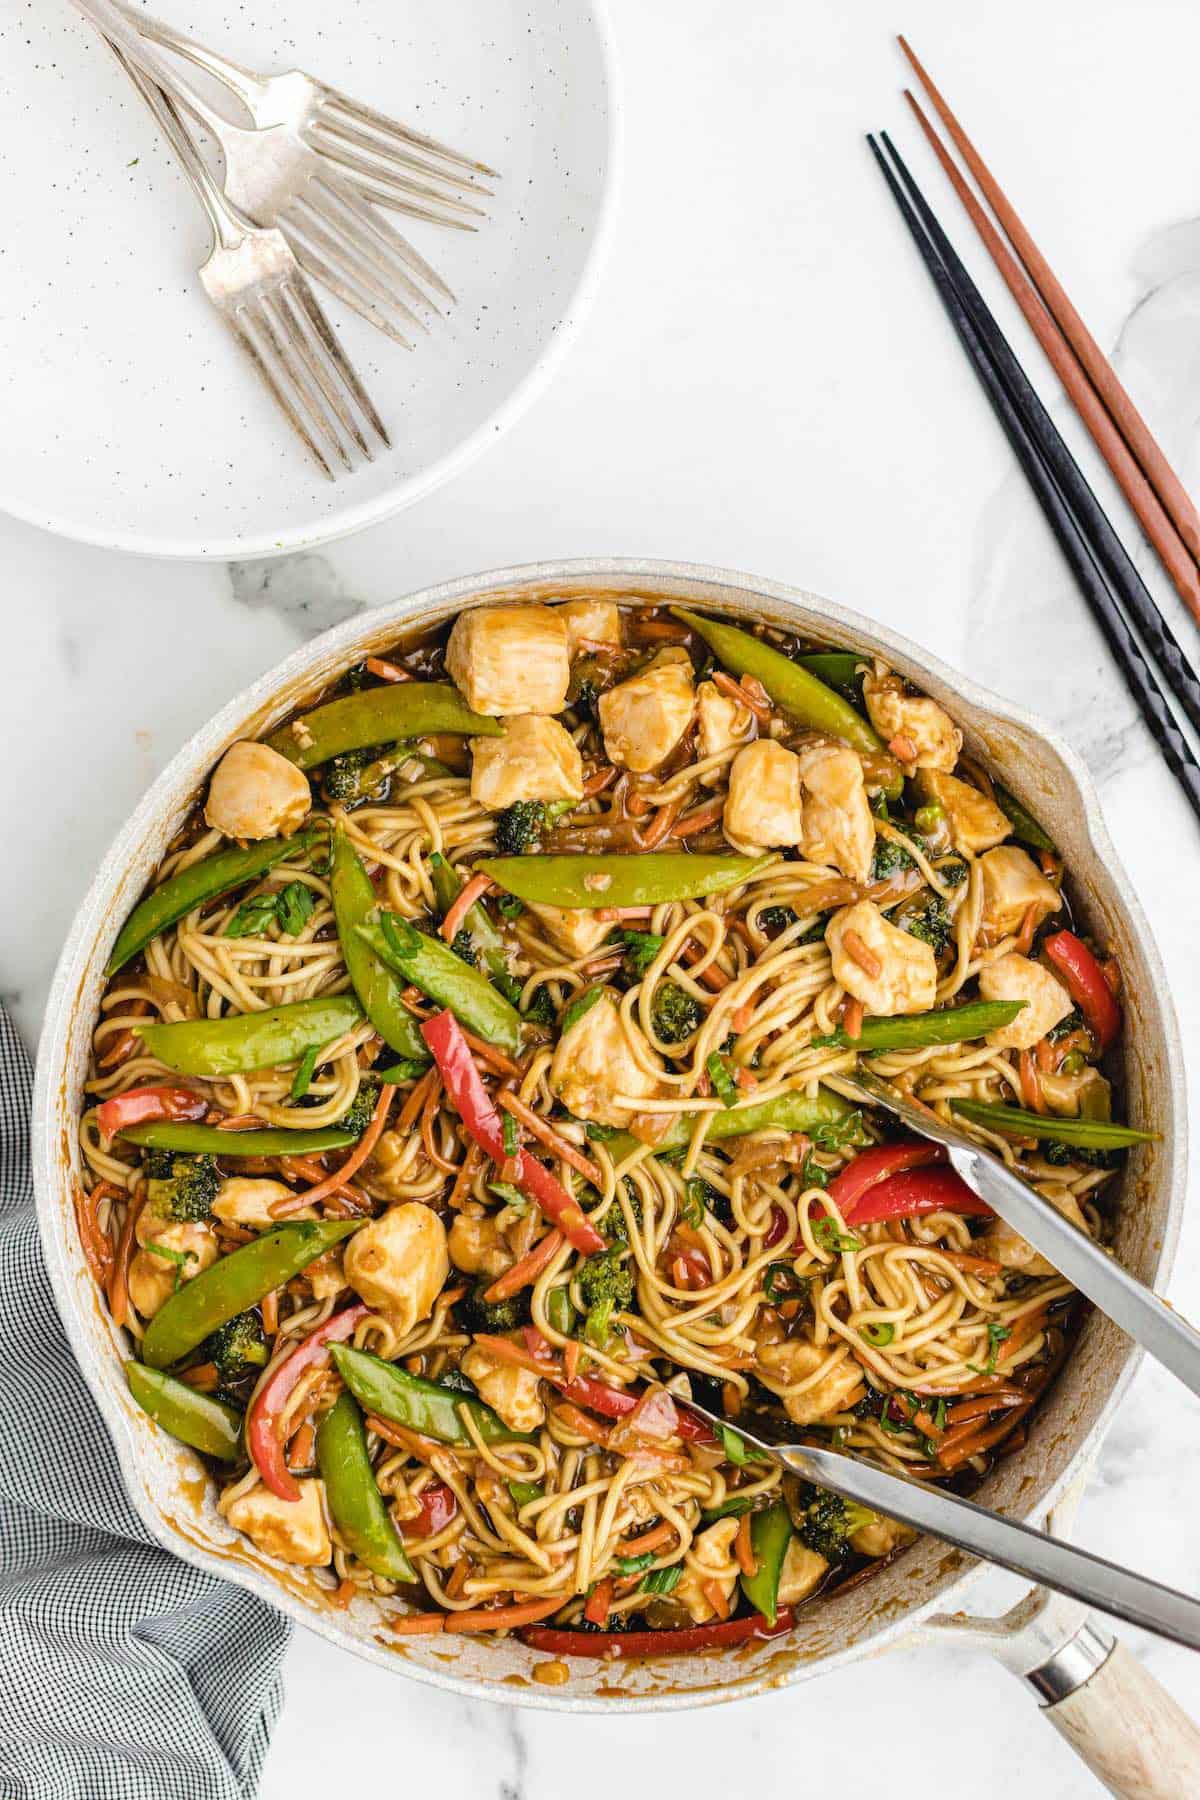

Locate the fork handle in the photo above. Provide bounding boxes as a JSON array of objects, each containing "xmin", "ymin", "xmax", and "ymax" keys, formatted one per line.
[
  {"xmin": 69, "ymin": 0, "xmax": 235, "ymax": 145},
  {"xmin": 111, "ymin": 0, "xmax": 266, "ymax": 110}
]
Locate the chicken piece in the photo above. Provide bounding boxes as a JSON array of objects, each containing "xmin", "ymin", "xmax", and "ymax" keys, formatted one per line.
[
  {"xmin": 212, "ymin": 1177, "xmax": 313, "ymax": 1229},
  {"xmin": 826, "ymin": 900, "xmax": 937, "ymax": 1017},
  {"xmin": 128, "ymin": 1214, "xmax": 218, "ymax": 1320},
  {"xmin": 917, "ymin": 770, "xmax": 1010, "ymax": 854},
  {"xmin": 674, "ymin": 1519, "xmax": 740, "ymax": 1624},
  {"xmin": 556, "ymin": 597, "xmax": 622, "ymax": 657},
  {"xmin": 445, "ymin": 605, "xmax": 570, "ymax": 716},
  {"xmin": 862, "ymin": 673, "xmax": 962, "ymax": 771},
  {"xmin": 756, "ymin": 1338, "xmax": 864, "ymax": 1425},
  {"xmin": 1037, "ymin": 1065, "xmax": 1111, "ymax": 1120},
  {"xmin": 226, "ymin": 1479, "xmax": 332, "ymax": 1567},
  {"xmin": 460, "ymin": 1346, "xmax": 546, "ymax": 1434},
  {"xmin": 306, "ymin": 1246, "xmax": 346, "ymax": 1301},
  {"xmin": 470, "ymin": 714, "xmax": 584, "ymax": 809},
  {"xmin": 848, "ymin": 1514, "xmax": 916, "ymax": 1560},
  {"xmin": 527, "ymin": 902, "xmax": 615, "ymax": 960},
  {"xmin": 367, "ymin": 1130, "xmax": 420, "ymax": 1202},
  {"xmin": 548, "ymin": 991, "xmax": 663, "ymax": 1128},
  {"xmin": 448, "ymin": 1212, "xmax": 513, "ymax": 1279},
  {"xmin": 982, "ymin": 1183, "xmax": 1091, "ymax": 1279},
  {"xmin": 979, "ymin": 846, "xmax": 1062, "ymax": 940},
  {"xmin": 598, "ymin": 649, "xmax": 695, "ymax": 773},
  {"xmin": 343, "ymin": 1202, "xmax": 449, "ymax": 1333},
  {"xmin": 795, "ymin": 743, "xmax": 875, "ymax": 881},
  {"xmin": 695, "ymin": 680, "xmax": 754, "ymax": 762},
  {"xmin": 724, "ymin": 740, "xmax": 804, "ymax": 848},
  {"xmin": 977, "ymin": 953, "xmax": 1073, "ymax": 1050},
  {"xmin": 776, "ymin": 1540, "xmax": 829, "ymax": 1606},
  {"xmin": 204, "ymin": 742, "xmax": 311, "ymax": 842}
]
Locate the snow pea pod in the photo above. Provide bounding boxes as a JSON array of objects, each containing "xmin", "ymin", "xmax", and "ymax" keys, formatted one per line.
[
  {"xmin": 357, "ymin": 916, "xmax": 521, "ymax": 1053},
  {"xmin": 106, "ymin": 829, "xmax": 320, "ymax": 976},
  {"xmin": 267, "ymin": 682, "xmax": 501, "ymax": 770},
  {"xmin": 478, "ymin": 852, "xmax": 769, "ymax": 911},
  {"xmin": 330, "ymin": 831, "xmax": 430, "ymax": 1063},
  {"xmin": 949, "ymin": 1099, "xmax": 1156, "ymax": 1149},
  {"xmin": 993, "ymin": 783, "xmax": 1056, "ymax": 853},
  {"xmin": 125, "ymin": 1361, "xmax": 243, "ymax": 1461},
  {"xmin": 332, "ymin": 1345, "xmax": 536, "ymax": 1444},
  {"xmin": 133, "ymin": 994, "xmax": 363, "ymax": 1077},
  {"xmin": 813, "ymin": 1000, "xmax": 1025, "ymax": 1051},
  {"xmin": 794, "ymin": 651, "xmax": 866, "ymax": 703},
  {"xmin": 119, "ymin": 1121, "xmax": 359, "ymax": 1156},
  {"xmin": 602, "ymin": 1086, "xmax": 856, "ymax": 1163},
  {"xmin": 738, "ymin": 1501, "xmax": 794, "ymax": 1627},
  {"xmin": 674, "ymin": 609, "xmax": 884, "ymax": 756},
  {"xmin": 316, "ymin": 1392, "xmax": 415, "ymax": 1580},
  {"xmin": 142, "ymin": 1221, "xmax": 361, "ymax": 1369}
]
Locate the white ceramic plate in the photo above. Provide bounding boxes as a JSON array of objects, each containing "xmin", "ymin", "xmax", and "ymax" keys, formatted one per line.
[{"xmin": 0, "ymin": 0, "xmax": 617, "ymax": 559}]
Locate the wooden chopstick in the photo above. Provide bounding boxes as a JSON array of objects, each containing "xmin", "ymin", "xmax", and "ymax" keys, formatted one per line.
[
  {"xmin": 897, "ymin": 35, "xmax": 1200, "ymax": 583},
  {"xmin": 868, "ymin": 130, "xmax": 1200, "ymax": 828},
  {"xmin": 901, "ymin": 88, "xmax": 1200, "ymax": 628}
]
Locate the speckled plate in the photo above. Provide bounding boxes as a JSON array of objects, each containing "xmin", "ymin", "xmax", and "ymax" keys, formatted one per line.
[{"xmin": 0, "ymin": 0, "xmax": 618, "ymax": 558}]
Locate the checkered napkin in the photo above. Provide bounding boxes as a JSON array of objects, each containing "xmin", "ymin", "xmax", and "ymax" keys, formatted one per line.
[{"xmin": 0, "ymin": 1006, "xmax": 292, "ymax": 1798}]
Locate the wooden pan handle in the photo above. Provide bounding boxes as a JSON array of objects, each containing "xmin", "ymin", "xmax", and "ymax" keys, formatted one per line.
[{"xmin": 1043, "ymin": 1643, "xmax": 1200, "ymax": 1797}]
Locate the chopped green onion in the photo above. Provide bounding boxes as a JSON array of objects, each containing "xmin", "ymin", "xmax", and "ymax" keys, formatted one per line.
[
  {"xmin": 763, "ymin": 1262, "xmax": 808, "ymax": 1304},
  {"xmin": 679, "ymin": 1182, "xmax": 705, "ymax": 1228},
  {"xmin": 706, "ymin": 1052, "xmax": 739, "ymax": 1109},
  {"xmin": 613, "ymin": 1551, "xmax": 658, "ymax": 1576},
  {"xmin": 290, "ymin": 1042, "xmax": 322, "ymax": 1101},
  {"xmin": 621, "ymin": 928, "xmax": 665, "ymax": 974},
  {"xmin": 814, "ymin": 1217, "xmax": 864, "ymax": 1254},
  {"xmin": 560, "ymin": 986, "xmax": 607, "ymax": 1036},
  {"xmin": 488, "ymin": 1182, "xmax": 527, "ymax": 1213},
  {"xmin": 507, "ymin": 1480, "xmax": 542, "ymax": 1508},
  {"xmin": 276, "ymin": 881, "xmax": 315, "ymax": 937},
  {"xmin": 809, "ymin": 1110, "xmax": 868, "ymax": 1151},
  {"xmin": 640, "ymin": 1564, "xmax": 683, "ymax": 1595},
  {"xmin": 860, "ymin": 1322, "xmax": 895, "ymax": 1348},
  {"xmin": 375, "ymin": 1058, "xmax": 432, "ymax": 1084},
  {"xmin": 716, "ymin": 1422, "xmax": 768, "ymax": 1467},
  {"xmin": 700, "ymin": 1492, "xmax": 759, "ymax": 1522},
  {"xmin": 968, "ymin": 1321, "xmax": 1013, "ymax": 1376},
  {"xmin": 502, "ymin": 1111, "xmax": 519, "ymax": 1157},
  {"xmin": 224, "ymin": 894, "xmax": 279, "ymax": 939}
]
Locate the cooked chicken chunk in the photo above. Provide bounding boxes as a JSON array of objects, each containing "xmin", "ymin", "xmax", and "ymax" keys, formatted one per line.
[
  {"xmin": 826, "ymin": 900, "xmax": 937, "ymax": 1016},
  {"xmin": 695, "ymin": 680, "xmax": 754, "ymax": 762},
  {"xmin": 598, "ymin": 649, "xmax": 695, "ymax": 773},
  {"xmin": 204, "ymin": 742, "xmax": 311, "ymax": 841},
  {"xmin": 756, "ymin": 1339, "xmax": 864, "ymax": 1425},
  {"xmin": 556, "ymin": 597, "xmax": 622, "ymax": 657},
  {"xmin": 917, "ymin": 770, "xmax": 1010, "ymax": 854},
  {"xmin": 977, "ymin": 953, "xmax": 1072, "ymax": 1050},
  {"xmin": 979, "ymin": 846, "xmax": 1062, "ymax": 940},
  {"xmin": 129, "ymin": 1213, "xmax": 218, "ymax": 1319},
  {"xmin": 226, "ymin": 1480, "xmax": 332, "ymax": 1567},
  {"xmin": 306, "ymin": 1246, "xmax": 346, "ymax": 1301},
  {"xmin": 724, "ymin": 740, "xmax": 804, "ymax": 847},
  {"xmin": 470, "ymin": 714, "xmax": 584, "ymax": 809},
  {"xmin": 1037, "ymin": 1065, "xmax": 1111, "ymax": 1120},
  {"xmin": 848, "ymin": 1514, "xmax": 916, "ymax": 1559},
  {"xmin": 448, "ymin": 1212, "xmax": 513, "ymax": 1278},
  {"xmin": 343, "ymin": 1202, "xmax": 449, "ymax": 1333},
  {"xmin": 548, "ymin": 990, "xmax": 663, "ymax": 1127},
  {"xmin": 796, "ymin": 743, "xmax": 875, "ymax": 881},
  {"xmin": 212, "ymin": 1177, "xmax": 312, "ymax": 1229},
  {"xmin": 777, "ymin": 1540, "xmax": 829, "ymax": 1605},
  {"xmin": 526, "ymin": 902, "xmax": 615, "ymax": 960},
  {"xmin": 863, "ymin": 673, "xmax": 962, "ymax": 771},
  {"xmin": 445, "ymin": 605, "xmax": 570, "ymax": 716},
  {"xmin": 460, "ymin": 1345, "xmax": 546, "ymax": 1434},
  {"xmin": 982, "ymin": 1184, "xmax": 1091, "ymax": 1279},
  {"xmin": 675, "ymin": 1519, "xmax": 740, "ymax": 1623}
]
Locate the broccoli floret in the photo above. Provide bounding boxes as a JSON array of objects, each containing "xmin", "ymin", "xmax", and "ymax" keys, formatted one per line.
[
  {"xmin": 871, "ymin": 830, "xmax": 925, "ymax": 882},
  {"xmin": 1043, "ymin": 1140, "xmax": 1111, "ymax": 1170},
  {"xmin": 578, "ymin": 1246, "xmax": 634, "ymax": 1346},
  {"xmin": 621, "ymin": 928, "xmax": 665, "ymax": 976},
  {"xmin": 904, "ymin": 895, "xmax": 953, "ymax": 954},
  {"xmin": 599, "ymin": 1180, "xmax": 643, "ymax": 1244},
  {"xmin": 758, "ymin": 905, "xmax": 797, "ymax": 936},
  {"xmin": 437, "ymin": 1367, "xmax": 478, "ymax": 1395},
  {"xmin": 937, "ymin": 857, "xmax": 969, "ymax": 887},
  {"xmin": 202, "ymin": 1310, "xmax": 268, "ymax": 1381},
  {"xmin": 322, "ymin": 746, "xmax": 393, "ymax": 811},
  {"xmin": 574, "ymin": 677, "xmax": 600, "ymax": 722},
  {"xmin": 144, "ymin": 1152, "xmax": 219, "ymax": 1223},
  {"xmin": 651, "ymin": 981, "xmax": 704, "ymax": 1045},
  {"xmin": 795, "ymin": 1485, "xmax": 877, "ymax": 1562},
  {"xmin": 495, "ymin": 800, "xmax": 547, "ymax": 855},
  {"xmin": 451, "ymin": 926, "xmax": 479, "ymax": 967},
  {"xmin": 338, "ymin": 1077, "xmax": 380, "ymax": 1137},
  {"xmin": 1048, "ymin": 1007, "xmax": 1085, "ymax": 1044},
  {"xmin": 522, "ymin": 986, "xmax": 557, "ymax": 1027},
  {"xmin": 457, "ymin": 1282, "xmax": 530, "ymax": 1334}
]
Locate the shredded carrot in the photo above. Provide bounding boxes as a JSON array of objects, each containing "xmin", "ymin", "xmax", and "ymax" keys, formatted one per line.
[
  {"xmin": 470, "ymin": 1332, "xmax": 561, "ymax": 1378},
  {"xmin": 461, "ymin": 1029, "xmax": 524, "ymax": 1079},
  {"xmin": 734, "ymin": 1512, "xmax": 757, "ymax": 1577},
  {"xmin": 936, "ymin": 1402, "xmax": 1033, "ymax": 1473},
  {"xmin": 448, "ymin": 1140, "xmax": 485, "ymax": 1211},
  {"xmin": 288, "ymin": 1421, "xmax": 316, "ymax": 1470},
  {"xmin": 582, "ymin": 766, "xmax": 618, "ymax": 798},
  {"xmin": 679, "ymin": 937, "xmax": 730, "ymax": 991},
  {"xmin": 552, "ymin": 1403, "xmax": 611, "ymax": 1445},
  {"xmin": 330, "ymin": 1578, "xmax": 357, "ymax": 1610},
  {"xmin": 634, "ymin": 800, "xmax": 683, "ymax": 850},
  {"xmin": 214, "ymin": 1114, "xmax": 265, "ymax": 1131},
  {"xmin": 843, "ymin": 928, "xmax": 883, "ymax": 980},
  {"xmin": 420, "ymin": 1075, "xmax": 457, "ymax": 1174},
  {"xmin": 563, "ymin": 1340, "xmax": 581, "ymax": 1383},
  {"xmin": 713, "ymin": 669, "xmax": 770, "ymax": 722},
  {"xmin": 733, "ymin": 1066, "xmax": 757, "ymax": 1092},
  {"xmin": 485, "ymin": 1235, "xmax": 563, "ymax": 1311},
  {"xmin": 261, "ymin": 1288, "xmax": 280, "ymax": 1335},
  {"xmin": 74, "ymin": 1180, "xmax": 119, "ymax": 1286},
  {"xmin": 730, "ymin": 1000, "xmax": 754, "ymax": 1033},
  {"xmin": 1014, "ymin": 903, "xmax": 1039, "ymax": 955},
  {"xmin": 365, "ymin": 1414, "xmax": 445, "ymax": 1462},
  {"xmin": 620, "ymin": 1520, "xmax": 676, "ymax": 1555},
  {"xmin": 670, "ymin": 796, "xmax": 727, "ymax": 839},
  {"xmin": 445, "ymin": 1558, "xmax": 471, "ymax": 1600},
  {"xmin": 179, "ymin": 1362, "xmax": 220, "ymax": 1391},
  {"xmin": 390, "ymin": 1611, "xmax": 448, "ymax": 1635},
  {"xmin": 1018, "ymin": 1049, "xmax": 1045, "ymax": 1113},
  {"xmin": 929, "ymin": 1247, "xmax": 1004, "ymax": 1278},
  {"xmin": 888, "ymin": 733, "xmax": 918, "ymax": 763},
  {"xmin": 593, "ymin": 905, "xmax": 655, "ymax": 922},
  {"xmin": 998, "ymin": 1306, "xmax": 1049, "ymax": 1360},
  {"xmin": 440, "ymin": 874, "xmax": 494, "ymax": 944},
  {"xmin": 445, "ymin": 1596, "xmax": 564, "ymax": 1634},
  {"xmin": 365, "ymin": 657, "xmax": 411, "ymax": 682},
  {"xmin": 944, "ymin": 1392, "xmax": 1029, "ymax": 1429},
  {"xmin": 584, "ymin": 1579, "xmax": 614, "ymax": 1625},
  {"xmin": 107, "ymin": 1189, "xmax": 146, "ymax": 1330},
  {"xmin": 398, "ymin": 1067, "xmax": 438, "ymax": 1133},
  {"xmin": 702, "ymin": 1578, "xmax": 732, "ymax": 1621},
  {"xmin": 1034, "ymin": 1036, "xmax": 1057, "ymax": 1074},
  {"xmin": 495, "ymin": 1090, "xmax": 602, "ymax": 1185},
  {"xmin": 272, "ymin": 1082, "xmax": 395, "ymax": 1214},
  {"xmin": 842, "ymin": 998, "xmax": 865, "ymax": 1041}
]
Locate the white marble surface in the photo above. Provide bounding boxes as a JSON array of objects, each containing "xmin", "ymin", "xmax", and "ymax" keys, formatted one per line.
[{"xmin": 5, "ymin": 0, "xmax": 1200, "ymax": 1792}]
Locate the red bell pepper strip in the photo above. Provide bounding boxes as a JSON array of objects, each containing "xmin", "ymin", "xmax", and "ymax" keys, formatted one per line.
[
  {"xmin": 1043, "ymin": 930, "xmax": 1121, "ymax": 1054},
  {"xmin": 557, "ymin": 1373, "xmax": 717, "ymax": 1445},
  {"xmin": 520, "ymin": 1606, "xmax": 795, "ymax": 1659},
  {"xmin": 96, "ymin": 1084, "xmax": 206, "ymax": 1143},
  {"xmin": 827, "ymin": 1141, "xmax": 943, "ymax": 1215},
  {"xmin": 402, "ymin": 1480, "xmax": 459, "ymax": 1540},
  {"xmin": 420, "ymin": 1010, "xmax": 605, "ymax": 1255},
  {"xmin": 247, "ymin": 1303, "xmax": 368, "ymax": 1501},
  {"xmin": 843, "ymin": 1164, "xmax": 992, "ymax": 1225}
]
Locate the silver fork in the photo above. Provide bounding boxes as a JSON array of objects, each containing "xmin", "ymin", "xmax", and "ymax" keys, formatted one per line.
[
  {"xmin": 105, "ymin": 43, "xmax": 388, "ymax": 478},
  {"xmin": 116, "ymin": 0, "xmax": 496, "ymax": 225},
  {"xmin": 76, "ymin": 0, "xmax": 453, "ymax": 346}
]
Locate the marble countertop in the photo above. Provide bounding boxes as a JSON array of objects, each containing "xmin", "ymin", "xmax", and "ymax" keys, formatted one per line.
[{"xmin": 6, "ymin": 0, "xmax": 1200, "ymax": 1792}]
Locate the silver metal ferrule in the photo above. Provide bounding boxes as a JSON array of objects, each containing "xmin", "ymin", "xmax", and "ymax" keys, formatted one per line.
[{"xmin": 1024, "ymin": 1618, "xmax": 1116, "ymax": 1706}]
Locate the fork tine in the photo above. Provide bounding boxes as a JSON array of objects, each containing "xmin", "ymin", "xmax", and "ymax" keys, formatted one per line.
[
  {"xmin": 319, "ymin": 85, "xmax": 500, "ymax": 183},
  {"xmin": 284, "ymin": 278, "xmax": 391, "ymax": 450},
  {"xmin": 271, "ymin": 284, "xmax": 374, "ymax": 461},
  {"xmin": 284, "ymin": 217, "xmax": 420, "ymax": 351},
  {"xmin": 229, "ymin": 304, "xmax": 337, "ymax": 479},
  {"xmin": 305, "ymin": 123, "xmax": 484, "ymax": 227},
  {"xmin": 291, "ymin": 190, "xmax": 431, "ymax": 326},
  {"xmin": 313, "ymin": 104, "xmax": 494, "ymax": 199},
  {"xmin": 311, "ymin": 172, "xmax": 456, "ymax": 308},
  {"xmin": 254, "ymin": 291, "xmax": 357, "ymax": 469}
]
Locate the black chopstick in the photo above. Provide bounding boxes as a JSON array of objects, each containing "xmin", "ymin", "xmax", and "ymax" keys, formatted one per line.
[
  {"xmin": 877, "ymin": 131, "xmax": 1200, "ymax": 742},
  {"xmin": 867, "ymin": 132, "xmax": 1200, "ymax": 828}
]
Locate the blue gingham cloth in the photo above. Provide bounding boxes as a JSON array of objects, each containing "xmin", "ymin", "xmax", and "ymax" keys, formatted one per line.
[{"xmin": 0, "ymin": 1007, "xmax": 292, "ymax": 1798}]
